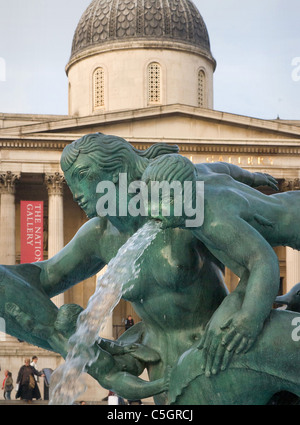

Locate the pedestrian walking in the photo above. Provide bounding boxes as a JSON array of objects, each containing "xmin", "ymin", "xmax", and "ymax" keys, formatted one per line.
[
  {"xmin": 16, "ymin": 358, "xmax": 44, "ymax": 403},
  {"xmin": 2, "ymin": 370, "xmax": 13, "ymax": 400}
]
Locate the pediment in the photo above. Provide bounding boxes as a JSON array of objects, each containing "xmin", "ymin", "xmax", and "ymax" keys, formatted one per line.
[{"xmin": 1, "ymin": 105, "xmax": 300, "ymax": 150}]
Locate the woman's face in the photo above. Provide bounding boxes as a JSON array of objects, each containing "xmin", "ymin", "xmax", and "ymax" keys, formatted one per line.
[
  {"xmin": 64, "ymin": 153, "xmax": 135, "ymax": 226},
  {"xmin": 64, "ymin": 154, "xmax": 107, "ymax": 219},
  {"xmin": 64, "ymin": 152, "xmax": 143, "ymax": 231}
]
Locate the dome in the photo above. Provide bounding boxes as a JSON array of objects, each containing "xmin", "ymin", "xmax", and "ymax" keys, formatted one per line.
[{"xmin": 70, "ymin": 0, "xmax": 215, "ymax": 63}]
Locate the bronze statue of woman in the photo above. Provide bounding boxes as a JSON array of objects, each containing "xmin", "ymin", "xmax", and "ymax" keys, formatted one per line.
[{"xmin": 1, "ymin": 133, "xmax": 299, "ymax": 404}]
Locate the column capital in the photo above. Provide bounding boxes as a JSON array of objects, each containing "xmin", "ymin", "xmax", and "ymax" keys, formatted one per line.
[
  {"xmin": 279, "ymin": 178, "xmax": 300, "ymax": 192},
  {"xmin": 0, "ymin": 171, "xmax": 20, "ymax": 195},
  {"xmin": 45, "ymin": 172, "xmax": 65, "ymax": 196}
]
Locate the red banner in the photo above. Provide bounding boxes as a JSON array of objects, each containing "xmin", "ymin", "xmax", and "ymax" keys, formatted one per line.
[{"xmin": 20, "ymin": 201, "xmax": 44, "ymax": 263}]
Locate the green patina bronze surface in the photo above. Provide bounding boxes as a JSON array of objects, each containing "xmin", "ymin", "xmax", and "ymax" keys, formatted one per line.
[{"xmin": 0, "ymin": 133, "xmax": 299, "ymax": 404}]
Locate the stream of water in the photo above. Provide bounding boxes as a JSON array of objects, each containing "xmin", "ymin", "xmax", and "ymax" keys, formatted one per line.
[{"xmin": 49, "ymin": 221, "xmax": 161, "ymax": 405}]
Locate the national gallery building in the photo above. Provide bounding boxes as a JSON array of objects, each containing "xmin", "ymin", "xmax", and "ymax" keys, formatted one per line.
[{"xmin": 1, "ymin": 0, "xmax": 300, "ymax": 401}]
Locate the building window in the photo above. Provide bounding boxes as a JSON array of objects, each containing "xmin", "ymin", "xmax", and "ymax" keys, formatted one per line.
[
  {"xmin": 148, "ymin": 62, "xmax": 161, "ymax": 104},
  {"xmin": 93, "ymin": 67, "xmax": 105, "ymax": 110},
  {"xmin": 198, "ymin": 69, "xmax": 206, "ymax": 108}
]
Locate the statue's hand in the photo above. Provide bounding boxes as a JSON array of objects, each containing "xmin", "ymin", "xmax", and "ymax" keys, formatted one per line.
[
  {"xmin": 197, "ymin": 313, "xmax": 230, "ymax": 377},
  {"xmin": 5, "ymin": 302, "xmax": 53, "ymax": 340},
  {"xmin": 198, "ymin": 309, "xmax": 260, "ymax": 376},
  {"xmin": 219, "ymin": 310, "xmax": 261, "ymax": 356},
  {"xmin": 252, "ymin": 172, "xmax": 278, "ymax": 191},
  {"xmin": 5, "ymin": 302, "xmax": 79, "ymax": 357}
]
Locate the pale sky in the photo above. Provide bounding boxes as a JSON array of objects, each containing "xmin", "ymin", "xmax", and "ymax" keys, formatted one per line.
[{"xmin": 0, "ymin": 0, "xmax": 299, "ymax": 120}]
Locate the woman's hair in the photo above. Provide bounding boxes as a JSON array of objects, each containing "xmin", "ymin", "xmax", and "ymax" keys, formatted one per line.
[{"xmin": 61, "ymin": 133, "xmax": 179, "ymax": 180}]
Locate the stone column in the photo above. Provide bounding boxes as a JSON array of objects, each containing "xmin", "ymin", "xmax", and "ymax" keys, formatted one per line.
[
  {"xmin": 0, "ymin": 171, "xmax": 19, "ymax": 265},
  {"xmin": 279, "ymin": 178, "xmax": 300, "ymax": 292},
  {"xmin": 0, "ymin": 172, "xmax": 20, "ymax": 342},
  {"xmin": 100, "ymin": 313, "xmax": 114, "ymax": 340},
  {"xmin": 45, "ymin": 172, "xmax": 65, "ymax": 307},
  {"xmin": 286, "ymin": 248, "xmax": 300, "ymax": 292}
]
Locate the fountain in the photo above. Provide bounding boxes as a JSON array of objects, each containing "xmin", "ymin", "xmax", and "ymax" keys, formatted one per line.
[
  {"xmin": 1, "ymin": 132, "xmax": 300, "ymax": 405},
  {"xmin": 49, "ymin": 221, "xmax": 161, "ymax": 405}
]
